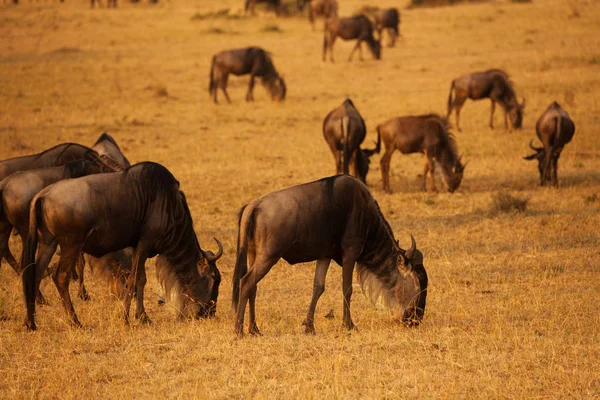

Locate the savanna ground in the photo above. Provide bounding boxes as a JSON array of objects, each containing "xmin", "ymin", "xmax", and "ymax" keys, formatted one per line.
[{"xmin": 1, "ymin": 0, "xmax": 600, "ymax": 397}]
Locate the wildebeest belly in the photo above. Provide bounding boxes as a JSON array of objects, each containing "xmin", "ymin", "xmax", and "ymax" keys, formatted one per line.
[{"xmin": 282, "ymin": 241, "xmax": 341, "ymax": 265}]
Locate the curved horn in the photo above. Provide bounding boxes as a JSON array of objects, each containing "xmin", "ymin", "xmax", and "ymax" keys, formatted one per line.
[
  {"xmin": 529, "ymin": 140, "xmax": 542, "ymax": 152},
  {"xmin": 405, "ymin": 234, "xmax": 416, "ymax": 261},
  {"xmin": 205, "ymin": 237, "xmax": 223, "ymax": 263}
]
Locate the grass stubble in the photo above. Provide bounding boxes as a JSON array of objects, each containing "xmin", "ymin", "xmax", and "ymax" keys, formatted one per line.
[{"xmin": 0, "ymin": 0, "xmax": 599, "ymax": 398}]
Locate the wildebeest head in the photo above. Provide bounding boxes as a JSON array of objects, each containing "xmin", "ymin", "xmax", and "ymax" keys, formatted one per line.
[
  {"xmin": 508, "ymin": 97, "xmax": 526, "ymax": 129},
  {"xmin": 396, "ymin": 235, "xmax": 428, "ymax": 326},
  {"xmin": 194, "ymin": 238, "xmax": 224, "ymax": 318},
  {"xmin": 446, "ymin": 156, "xmax": 467, "ymax": 193},
  {"xmin": 524, "ymin": 140, "xmax": 546, "ymax": 184},
  {"xmin": 266, "ymin": 76, "xmax": 286, "ymax": 102},
  {"xmin": 355, "ymin": 139, "xmax": 381, "ymax": 184},
  {"xmin": 370, "ymin": 38, "xmax": 382, "ymax": 60}
]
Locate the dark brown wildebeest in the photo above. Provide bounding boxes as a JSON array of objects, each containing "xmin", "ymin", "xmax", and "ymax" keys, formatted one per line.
[
  {"xmin": 373, "ymin": 8, "xmax": 400, "ymax": 47},
  {"xmin": 232, "ymin": 175, "xmax": 428, "ymax": 336},
  {"xmin": 245, "ymin": 0, "xmax": 281, "ymax": 16},
  {"xmin": 209, "ymin": 47, "xmax": 286, "ymax": 104},
  {"xmin": 322, "ymin": 98, "xmax": 378, "ymax": 183},
  {"xmin": 91, "ymin": 0, "xmax": 116, "ymax": 8},
  {"xmin": 447, "ymin": 69, "xmax": 525, "ymax": 131},
  {"xmin": 91, "ymin": 133, "xmax": 131, "ymax": 168},
  {"xmin": 377, "ymin": 114, "xmax": 466, "ymax": 193},
  {"xmin": 524, "ymin": 101, "xmax": 575, "ymax": 187},
  {"xmin": 297, "ymin": 0, "xmax": 338, "ymax": 31},
  {"xmin": 323, "ymin": 15, "xmax": 381, "ymax": 63},
  {"xmin": 0, "ymin": 155, "xmax": 117, "ymax": 304},
  {"xmin": 21, "ymin": 162, "xmax": 222, "ymax": 330}
]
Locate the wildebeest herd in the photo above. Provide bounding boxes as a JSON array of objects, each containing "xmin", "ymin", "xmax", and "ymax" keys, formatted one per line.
[{"xmin": 0, "ymin": 1, "xmax": 576, "ymax": 337}]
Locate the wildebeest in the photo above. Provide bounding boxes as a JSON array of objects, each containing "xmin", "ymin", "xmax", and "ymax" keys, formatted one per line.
[
  {"xmin": 323, "ymin": 15, "xmax": 381, "ymax": 63},
  {"xmin": 524, "ymin": 101, "xmax": 575, "ymax": 187},
  {"xmin": 322, "ymin": 98, "xmax": 378, "ymax": 183},
  {"xmin": 245, "ymin": 0, "xmax": 281, "ymax": 16},
  {"xmin": 447, "ymin": 69, "xmax": 525, "ymax": 131},
  {"xmin": 91, "ymin": 133, "xmax": 131, "ymax": 168},
  {"xmin": 373, "ymin": 8, "xmax": 400, "ymax": 47},
  {"xmin": 232, "ymin": 175, "xmax": 428, "ymax": 336},
  {"xmin": 297, "ymin": 0, "xmax": 338, "ymax": 30},
  {"xmin": 377, "ymin": 114, "xmax": 466, "ymax": 193},
  {"xmin": 209, "ymin": 47, "xmax": 286, "ymax": 104},
  {"xmin": 0, "ymin": 155, "xmax": 117, "ymax": 304},
  {"xmin": 91, "ymin": 0, "xmax": 116, "ymax": 8},
  {"xmin": 21, "ymin": 162, "xmax": 222, "ymax": 330}
]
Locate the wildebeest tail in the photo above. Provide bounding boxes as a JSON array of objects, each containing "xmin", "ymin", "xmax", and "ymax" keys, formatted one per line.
[
  {"xmin": 208, "ymin": 55, "xmax": 216, "ymax": 95},
  {"xmin": 341, "ymin": 116, "xmax": 350, "ymax": 175},
  {"xmin": 375, "ymin": 125, "xmax": 382, "ymax": 154},
  {"xmin": 447, "ymin": 80, "xmax": 455, "ymax": 116},
  {"xmin": 232, "ymin": 205, "xmax": 256, "ymax": 310},
  {"xmin": 22, "ymin": 195, "xmax": 43, "ymax": 322}
]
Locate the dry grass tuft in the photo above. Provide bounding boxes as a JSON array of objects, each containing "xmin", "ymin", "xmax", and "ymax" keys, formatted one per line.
[
  {"xmin": 261, "ymin": 24, "xmax": 283, "ymax": 33},
  {"xmin": 490, "ymin": 191, "xmax": 530, "ymax": 213}
]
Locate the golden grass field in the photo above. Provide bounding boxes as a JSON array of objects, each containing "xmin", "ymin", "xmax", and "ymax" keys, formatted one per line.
[{"xmin": 1, "ymin": 0, "xmax": 600, "ymax": 397}]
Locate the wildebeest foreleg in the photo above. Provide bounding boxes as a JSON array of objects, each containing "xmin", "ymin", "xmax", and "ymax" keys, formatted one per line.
[
  {"xmin": 235, "ymin": 255, "xmax": 279, "ymax": 336},
  {"xmin": 134, "ymin": 263, "xmax": 149, "ymax": 323},
  {"xmin": 341, "ymin": 254, "xmax": 358, "ymax": 331},
  {"xmin": 302, "ymin": 258, "xmax": 331, "ymax": 335},
  {"xmin": 425, "ymin": 152, "xmax": 437, "ymax": 192},
  {"xmin": 52, "ymin": 244, "xmax": 83, "ymax": 328},
  {"xmin": 348, "ymin": 39, "xmax": 363, "ymax": 62},
  {"xmin": 380, "ymin": 148, "xmax": 395, "ymax": 193},
  {"xmin": 124, "ymin": 250, "xmax": 149, "ymax": 324},
  {"xmin": 552, "ymin": 155, "xmax": 559, "ymax": 187},
  {"xmin": 246, "ymin": 74, "xmax": 256, "ymax": 102},
  {"xmin": 489, "ymin": 100, "xmax": 496, "ymax": 129}
]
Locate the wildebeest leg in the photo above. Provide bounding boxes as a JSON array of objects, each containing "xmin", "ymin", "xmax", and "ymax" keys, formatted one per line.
[
  {"xmin": 422, "ymin": 161, "xmax": 430, "ymax": 192},
  {"xmin": 380, "ymin": 148, "xmax": 395, "ymax": 193},
  {"xmin": 235, "ymin": 255, "xmax": 279, "ymax": 336},
  {"xmin": 31, "ymin": 239, "xmax": 57, "ymax": 306},
  {"xmin": 123, "ymin": 249, "xmax": 148, "ymax": 324},
  {"xmin": 309, "ymin": 7, "xmax": 315, "ymax": 31},
  {"xmin": 341, "ymin": 253, "xmax": 358, "ymax": 331},
  {"xmin": 75, "ymin": 253, "xmax": 90, "ymax": 301},
  {"xmin": 489, "ymin": 100, "xmax": 496, "ymax": 129},
  {"xmin": 221, "ymin": 74, "xmax": 232, "ymax": 104},
  {"xmin": 348, "ymin": 40, "xmax": 363, "ymax": 62},
  {"xmin": 134, "ymin": 263, "xmax": 150, "ymax": 323},
  {"xmin": 552, "ymin": 155, "xmax": 559, "ymax": 187},
  {"xmin": 302, "ymin": 258, "xmax": 331, "ymax": 334},
  {"xmin": 52, "ymin": 245, "xmax": 83, "ymax": 328},
  {"xmin": 246, "ymin": 74, "xmax": 256, "ymax": 102},
  {"xmin": 427, "ymin": 154, "xmax": 437, "ymax": 192},
  {"xmin": 453, "ymin": 97, "xmax": 466, "ymax": 132},
  {"xmin": 327, "ymin": 34, "xmax": 337, "ymax": 63},
  {"xmin": 0, "ymin": 221, "xmax": 19, "ymax": 274},
  {"xmin": 504, "ymin": 110, "xmax": 509, "ymax": 130}
]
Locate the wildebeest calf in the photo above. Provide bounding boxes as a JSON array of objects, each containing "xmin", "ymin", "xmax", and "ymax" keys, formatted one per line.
[
  {"xmin": 524, "ymin": 101, "xmax": 575, "ymax": 187},
  {"xmin": 209, "ymin": 47, "xmax": 286, "ymax": 104},
  {"xmin": 323, "ymin": 14, "xmax": 381, "ymax": 63}
]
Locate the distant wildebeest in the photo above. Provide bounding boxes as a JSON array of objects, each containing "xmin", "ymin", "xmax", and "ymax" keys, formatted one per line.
[
  {"xmin": 21, "ymin": 162, "xmax": 222, "ymax": 331},
  {"xmin": 91, "ymin": 133, "xmax": 131, "ymax": 168},
  {"xmin": 377, "ymin": 114, "xmax": 466, "ymax": 193},
  {"xmin": 209, "ymin": 47, "xmax": 286, "ymax": 104},
  {"xmin": 373, "ymin": 8, "xmax": 400, "ymax": 47},
  {"xmin": 524, "ymin": 101, "xmax": 575, "ymax": 187},
  {"xmin": 323, "ymin": 15, "xmax": 382, "ymax": 63},
  {"xmin": 91, "ymin": 0, "xmax": 116, "ymax": 8},
  {"xmin": 447, "ymin": 69, "xmax": 525, "ymax": 131},
  {"xmin": 0, "ymin": 154, "xmax": 117, "ymax": 304},
  {"xmin": 245, "ymin": 0, "xmax": 281, "ymax": 15},
  {"xmin": 232, "ymin": 175, "xmax": 428, "ymax": 336},
  {"xmin": 297, "ymin": 0, "xmax": 339, "ymax": 30},
  {"xmin": 322, "ymin": 98, "xmax": 378, "ymax": 183}
]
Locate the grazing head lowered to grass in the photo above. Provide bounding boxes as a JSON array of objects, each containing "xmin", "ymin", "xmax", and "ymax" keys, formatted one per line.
[{"xmin": 232, "ymin": 174, "xmax": 427, "ymax": 336}]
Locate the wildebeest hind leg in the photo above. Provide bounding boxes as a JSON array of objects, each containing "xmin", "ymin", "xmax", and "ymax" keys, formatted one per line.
[
  {"xmin": 348, "ymin": 40, "xmax": 362, "ymax": 62},
  {"xmin": 489, "ymin": 100, "xmax": 496, "ymax": 129},
  {"xmin": 75, "ymin": 253, "xmax": 90, "ymax": 301},
  {"xmin": 341, "ymin": 255, "xmax": 358, "ymax": 331},
  {"xmin": 32, "ymin": 240, "xmax": 57, "ymax": 306},
  {"xmin": 134, "ymin": 264, "xmax": 150, "ymax": 324},
  {"xmin": 0, "ymin": 221, "xmax": 19, "ymax": 273},
  {"xmin": 53, "ymin": 244, "xmax": 83, "ymax": 328},
  {"xmin": 303, "ymin": 258, "xmax": 331, "ymax": 335},
  {"xmin": 246, "ymin": 75, "xmax": 255, "ymax": 102}
]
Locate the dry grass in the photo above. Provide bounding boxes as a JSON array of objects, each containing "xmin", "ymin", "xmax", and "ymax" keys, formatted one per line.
[{"xmin": 1, "ymin": 0, "xmax": 600, "ymax": 398}]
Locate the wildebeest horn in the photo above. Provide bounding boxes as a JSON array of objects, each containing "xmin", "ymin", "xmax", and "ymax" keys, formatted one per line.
[
  {"xmin": 205, "ymin": 237, "xmax": 223, "ymax": 263},
  {"xmin": 529, "ymin": 140, "xmax": 542, "ymax": 152},
  {"xmin": 405, "ymin": 234, "xmax": 416, "ymax": 261}
]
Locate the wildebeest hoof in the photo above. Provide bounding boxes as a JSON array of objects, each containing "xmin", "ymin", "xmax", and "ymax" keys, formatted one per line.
[
  {"xmin": 35, "ymin": 295, "xmax": 49, "ymax": 306},
  {"xmin": 324, "ymin": 309, "xmax": 334, "ymax": 319},
  {"xmin": 302, "ymin": 319, "xmax": 316, "ymax": 335},
  {"xmin": 24, "ymin": 320, "xmax": 37, "ymax": 331},
  {"xmin": 137, "ymin": 312, "xmax": 152, "ymax": 324},
  {"xmin": 79, "ymin": 293, "xmax": 91, "ymax": 301},
  {"xmin": 343, "ymin": 321, "xmax": 357, "ymax": 331},
  {"xmin": 249, "ymin": 322, "xmax": 261, "ymax": 335}
]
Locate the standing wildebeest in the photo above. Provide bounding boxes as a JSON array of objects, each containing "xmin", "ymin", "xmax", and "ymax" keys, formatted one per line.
[
  {"xmin": 378, "ymin": 114, "xmax": 466, "ymax": 193},
  {"xmin": 447, "ymin": 69, "xmax": 525, "ymax": 131},
  {"xmin": 209, "ymin": 47, "xmax": 286, "ymax": 104},
  {"xmin": 322, "ymin": 98, "xmax": 378, "ymax": 183},
  {"xmin": 232, "ymin": 175, "xmax": 428, "ymax": 336},
  {"xmin": 21, "ymin": 162, "xmax": 222, "ymax": 331},
  {"xmin": 0, "ymin": 155, "xmax": 117, "ymax": 304},
  {"xmin": 297, "ymin": 0, "xmax": 338, "ymax": 31},
  {"xmin": 91, "ymin": 133, "xmax": 131, "ymax": 168},
  {"xmin": 91, "ymin": 0, "xmax": 116, "ymax": 8},
  {"xmin": 524, "ymin": 101, "xmax": 575, "ymax": 187},
  {"xmin": 373, "ymin": 8, "xmax": 400, "ymax": 47},
  {"xmin": 323, "ymin": 15, "xmax": 381, "ymax": 63},
  {"xmin": 245, "ymin": 0, "xmax": 281, "ymax": 15}
]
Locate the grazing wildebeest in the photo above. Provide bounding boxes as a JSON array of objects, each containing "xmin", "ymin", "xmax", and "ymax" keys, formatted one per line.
[
  {"xmin": 524, "ymin": 101, "xmax": 575, "ymax": 187},
  {"xmin": 377, "ymin": 114, "xmax": 466, "ymax": 193},
  {"xmin": 245, "ymin": 0, "xmax": 281, "ymax": 16},
  {"xmin": 21, "ymin": 162, "xmax": 222, "ymax": 331},
  {"xmin": 297, "ymin": 0, "xmax": 338, "ymax": 31},
  {"xmin": 232, "ymin": 175, "xmax": 428, "ymax": 336},
  {"xmin": 91, "ymin": 133, "xmax": 131, "ymax": 168},
  {"xmin": 0, "ymin": 155, "xmax": 117, "ymax": 304},
  {"xmin": 447, "ymin": 69, "xmax": 525, "ymax": 131},
  {"xmin": 323, "ymin": 15, "xmax": 381, "ymax": 63},
  {"xmin": 209, "ymin": 47, "xmax": 286, "ymax": 104},
  {"xmin": 373, "ymin": 8, "xmax": 400, "ymax": 47},
  {"xmin": 322, "ymin": 98, "xmax": 378, "ymax": 183}
]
